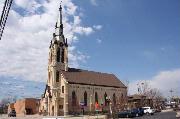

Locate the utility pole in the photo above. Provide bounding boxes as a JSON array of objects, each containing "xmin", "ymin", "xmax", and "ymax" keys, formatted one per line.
[
  {"xmin": 170, "ymin": 89, "xmax": 174, "ymax": 100},
  {"xmin": 0, "ymin": 0, "xmax": 13, "ymax": 40}
]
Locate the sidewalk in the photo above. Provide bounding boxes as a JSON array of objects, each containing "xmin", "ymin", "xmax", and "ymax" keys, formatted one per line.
[
  {"xmin": 161, "ymin": 109, "xmax": 173, "ymax": 113},
  {"xmin": 43, "ymin": 115, "xmax": 107, "ymax": 119},
  {"xmin": 0, "ymin": 114, "xmax": 107, "ymax": 119}
]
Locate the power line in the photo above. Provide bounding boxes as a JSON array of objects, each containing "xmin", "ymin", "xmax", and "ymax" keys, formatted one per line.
[{"xmin": 0, "ymin": 0, "xmax": 13, "ymax": 40}]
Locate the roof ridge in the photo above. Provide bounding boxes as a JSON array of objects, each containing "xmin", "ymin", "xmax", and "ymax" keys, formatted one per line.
[
  {"xmin": 68, "ymin": 67, "xmax": 114, "ymax": 75},
  {"xmin": 64, "ymin": 67, "xmax": 127, "ymax": 88}
]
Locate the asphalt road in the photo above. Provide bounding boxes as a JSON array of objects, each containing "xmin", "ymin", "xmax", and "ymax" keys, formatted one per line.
[
  {"xmin": 0, "ymin": 112, "xmax": 177, "ymax": 119},
  {"xmin": 134, "ymin": 111, "xmax": 177, "ymax": 119}
]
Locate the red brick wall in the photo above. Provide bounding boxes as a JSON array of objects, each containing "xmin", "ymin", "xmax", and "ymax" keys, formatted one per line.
[
  {"xmin": 14, "ymin": 99, "xmax": 25, "ymax": 116},
  {"xmin": 13, "ymin": 98, "xmax": 39, "ymax": 116},
  {"xmin": 25, "ymin": 98, "xmax": 39, "ymax": 114}
]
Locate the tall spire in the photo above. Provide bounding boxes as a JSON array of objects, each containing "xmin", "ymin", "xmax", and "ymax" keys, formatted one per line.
[
  {"xmin": 59, "ymin": 3, "xmax": 62, "ymax": 25},
  {"xmin": 59, "ymin": 2, "xmax": 63, "ymax": 37}
]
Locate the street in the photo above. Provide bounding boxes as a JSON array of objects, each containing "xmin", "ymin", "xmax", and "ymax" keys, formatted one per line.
[
  {"xmin": 0, "ymin": 111, "xmax": 178, "ymax": 119},
  {"xmin": 134, "ymin": 111, "xmax": 177, "ymax": 119}
]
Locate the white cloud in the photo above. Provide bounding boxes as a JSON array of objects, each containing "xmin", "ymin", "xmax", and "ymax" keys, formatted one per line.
[
  {"xmin": 96, "ymin": 38, "xmax": 102, "ymax": 44},
  {"xmin": 0, "ymin": 1, "xmax": 4, "ymax": 12},
  {"xmin": 14, "ymin": 0, "xmax": 30, "ymax": 8},
  {"xmin": 93, "ymin": 25, "xmax": 102, "ymax": 30},
  {"xmin": 1, "ymin": 82, "xmax": 11, "ymax": 85},
  {"xmin": 74, "ymin": 26, "xmax": 94, "ymax": 35},
  {"xmin": 14, "ymin": 0, "xmax": 41, "ymax": 15},
  {"xmin": 0, "ymin": 0, "xmax": 101, "ymax": 82},
  {"xmin": 14, "ymin": 85, "xmax": 25, "ymax": 89},
  {"xmin": 74, "ymin": 16, "xmax": 81, "ymax": 25},
  {"xmin": 129, "ymin": 69, "xmax": 180, "ymax": 97},
  {"xmin": 90, "ymin": 0, "xmax": 98, "ymax": 6}
]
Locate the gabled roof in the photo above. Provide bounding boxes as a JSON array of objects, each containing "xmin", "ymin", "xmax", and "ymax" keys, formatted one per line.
[
  {"xmin": 62, "ymin": 68, "xmax": 126, "ymax": 88},
  {"xmin": 128, "ymin": 94, "xmax": 146, "ymax": 100}
]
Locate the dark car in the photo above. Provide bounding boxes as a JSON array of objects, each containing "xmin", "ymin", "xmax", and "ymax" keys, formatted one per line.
[
  {"xmin": 131, "ymin": 108, "xmax": 144, "ymax": 117},
  {"xmin": 8, "ymin": 109, "xmax": 16, "ymax": 117},
  {"xmin": 118, "ymin": 110, "xmax": 136, "ymax": 118},
  {"xmin": 139, "ymin": 108, "xmax": 145, "ymax": 115}
]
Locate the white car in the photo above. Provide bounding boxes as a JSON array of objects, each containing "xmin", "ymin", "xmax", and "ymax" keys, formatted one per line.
[
  {"xmin": 142, "ymin": 107, "xmax": 155, "ymax": 115},
  {"xmin": 176, "ymin": 105, "xmax": 180, "ymax": 118},
  {"xmin": 176, "ymin": 111, "xmax": 180, "ymax": 118}
]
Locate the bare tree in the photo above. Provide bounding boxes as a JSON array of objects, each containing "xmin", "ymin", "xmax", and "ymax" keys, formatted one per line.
[
  {"xmin": 0, "ymin": 96, "xmax": 17, "ymax": 107},
  {"xmin": 137, "ymin": 81, "xmax": 164, "ymax": 108},
  {"xmin": 137, "ymin": 81, "xmax": 151, "ymax": 95}
]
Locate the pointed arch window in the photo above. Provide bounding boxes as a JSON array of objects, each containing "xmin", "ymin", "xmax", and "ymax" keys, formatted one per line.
[
  {"xmin": 50, "ymin": 52, "xmax": 52, "ymax": 62},
  {"xmin": 72, "ymin": 91, "xmax": 77, "ymax": 106},
  {"xmin": 48, "ymin": 72, "xmax": 51, "ymax": 83},
  {"xmin": 121, "ymin": 93, "xmax": 124, "ymax": 99},
  {"xmin": 56, "ymin": 71, "xmax": 59, "ymax": 82},
  {"xmin": 113, "ymin": 93, "xmax": 116, "ymax": 105},
  {"xmin": 61, "ymin": 48, "xmax": 64, "ymax": 63},
  {"xmin": 95, "ymin": 92, "xmax": 98, "ymax": 103},
  {"xmin": 104, "ymin": 92, "xmax": 107, "ymax": 106},
  {"xmin": 62, "ymin": 86, "xmax": 64, "ymax": 93},
  {"xmin": 84, "ymin": 91, "xmax": 87, "ymax": 106},
  {"xmin": 57, "ymin": 48, "xmax": 60, "ymax": 62}
]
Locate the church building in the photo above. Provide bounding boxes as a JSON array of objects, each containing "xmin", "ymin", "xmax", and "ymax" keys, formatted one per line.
[{"xmin": 40, "ymin": 4, "xmax": 127, "ymax": 116}]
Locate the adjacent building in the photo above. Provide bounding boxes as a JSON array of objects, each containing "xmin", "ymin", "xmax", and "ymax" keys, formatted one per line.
[
  {"xmin": 39, "ymin": 4, "xmax": 127, "ymax": 116},
  {"xmin": 128, "ymin": 94, "xmax": 152, "ymax": 109},
  {"xmin": 8, "ymin": 98, "xmax": 40, "ymax": 116}
]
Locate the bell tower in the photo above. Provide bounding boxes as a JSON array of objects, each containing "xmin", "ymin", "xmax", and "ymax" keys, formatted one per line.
[
  {"xmin": 46, "ymin": 3, "xmax": 69, "ymax": 116},
  {"xmin": 48, "ymin": 4, "xmax": 68, "ymax": 73}
]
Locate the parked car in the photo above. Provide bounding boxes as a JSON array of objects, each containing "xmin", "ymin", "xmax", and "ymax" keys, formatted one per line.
[
  {"xmin": 139, "ymin": 108, "xmax": 145, "ymax": 115},
  {"xmin": 131, "ymin": 108, "xmax": 144, "ymax": 117},
  {"xmin": 176, "ymin": 111, "xmax": 180, "ymax": 118},
  {"xmin": 142, "ymin": 107, "xmax": 155, "ymax": 115},
  {"xmin": 8, "ymin": 109, "xmax": 16, "ymax": 117},
  {"xmin": 118, "ymin": 110, "xmax": 136, "ymax": 118}
]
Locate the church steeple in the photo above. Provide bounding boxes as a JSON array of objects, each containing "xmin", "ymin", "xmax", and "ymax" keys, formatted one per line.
[
  {"xmin": 59, "ymin": 4, "xmax": 63, "ymax": 25},
  {"xmin": 54, "ymin": 3, "xmax": 64, "ymax": 39},
  {"xmin": 49, "ymin": 2, "xmax": 68, "ymax": 71},
  {"xmin": 59, "ymin": 4, "xmax": 63, "ymax": 36}
]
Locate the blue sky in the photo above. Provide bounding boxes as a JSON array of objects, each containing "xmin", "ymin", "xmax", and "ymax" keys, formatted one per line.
[
  {"xmin": 74, "ymin": 0, "xmax": 180, "ymax": 81},
  {"xmin": 0, "ymin": 0, "xmax": 180, "ymax": 100}
]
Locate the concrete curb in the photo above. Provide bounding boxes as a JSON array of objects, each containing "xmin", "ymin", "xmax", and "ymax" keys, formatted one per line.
[{"xmin": 161, "ymin": 109, "xmax": 173, "ymax": 113}]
